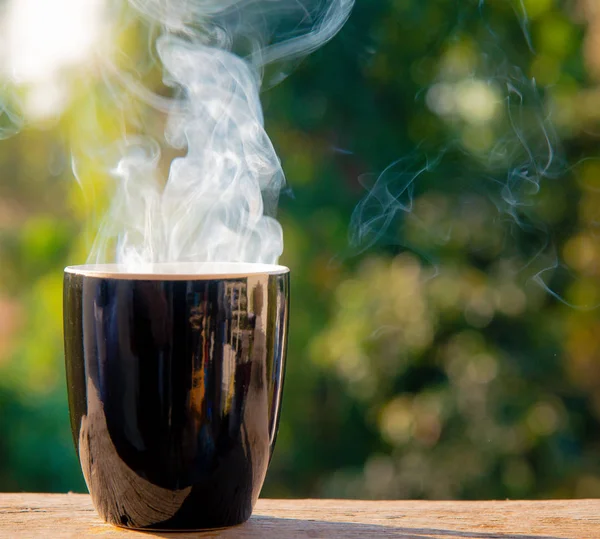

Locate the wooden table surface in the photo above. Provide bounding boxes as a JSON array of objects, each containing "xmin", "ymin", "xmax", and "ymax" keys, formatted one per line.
[{"xmin": 0, "ymin": 494, "xmax": 599, "ymax": 538}]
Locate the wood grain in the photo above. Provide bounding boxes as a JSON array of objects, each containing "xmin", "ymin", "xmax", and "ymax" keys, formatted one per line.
[{"xmin": 1, "ymin": 494, "xmax": 599, "ymax": 538}]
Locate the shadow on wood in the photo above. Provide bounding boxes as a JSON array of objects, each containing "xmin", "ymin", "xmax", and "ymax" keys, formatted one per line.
[{"xmin": 140, "ymin": 515, "xmax": 571, "ymax": 539}]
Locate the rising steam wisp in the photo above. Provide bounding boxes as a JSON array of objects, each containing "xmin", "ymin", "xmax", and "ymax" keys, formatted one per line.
[{"xmin": 88, "ymin": 0, "xmax": 354, "ymax": 269}]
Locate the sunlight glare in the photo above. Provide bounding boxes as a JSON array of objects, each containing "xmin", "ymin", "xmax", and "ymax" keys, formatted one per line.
[{"xmin": 3, "ymin": 0, "xmax": 105, "ymax": 83}]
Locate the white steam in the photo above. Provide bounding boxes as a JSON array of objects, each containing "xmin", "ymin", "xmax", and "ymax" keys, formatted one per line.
[{"xmin": 89, "ymin": 0, "xmax": 354, "ymax": 268}]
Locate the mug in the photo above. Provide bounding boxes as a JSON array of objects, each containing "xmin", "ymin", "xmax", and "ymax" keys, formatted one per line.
[{"xmin": 63, "ymin": 262, "xmax": 289, "ymax": 530}]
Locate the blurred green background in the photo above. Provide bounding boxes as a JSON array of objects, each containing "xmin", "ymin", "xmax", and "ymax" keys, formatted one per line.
[{"xmin": 1, "ymin": 0, "xmax": 600, "ymax": 499}]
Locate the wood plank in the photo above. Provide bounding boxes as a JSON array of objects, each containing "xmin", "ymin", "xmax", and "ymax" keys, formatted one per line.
[{"xmin": 0, "ymin": 494, "xmax": 599, "ymax": 538}]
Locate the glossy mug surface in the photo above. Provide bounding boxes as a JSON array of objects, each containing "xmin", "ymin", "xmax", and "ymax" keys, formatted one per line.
[{"xmin": 63, "ymin": 262, "xmax": 289, "ymax": 530}]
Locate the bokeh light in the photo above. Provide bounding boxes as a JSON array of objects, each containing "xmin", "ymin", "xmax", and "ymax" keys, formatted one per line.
[{"xmin": 1, "ymin": 0, "xmax": 106, "ymax": 118}]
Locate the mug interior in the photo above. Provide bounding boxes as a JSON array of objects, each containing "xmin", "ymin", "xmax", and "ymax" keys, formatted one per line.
[{"xmin": 64, "ymin": 262, "xmax": 290, "ymax": 280}]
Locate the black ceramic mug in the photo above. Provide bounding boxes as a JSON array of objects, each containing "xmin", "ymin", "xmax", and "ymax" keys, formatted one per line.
[{"xmin": 63, "ymin": 262, "xmax": 289, "ymax": 530}]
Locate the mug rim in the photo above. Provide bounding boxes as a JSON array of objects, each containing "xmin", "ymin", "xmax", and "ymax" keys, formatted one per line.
[{"xmin": 65, "ymin": 262, "xmax": 290, "ymax": 280}]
